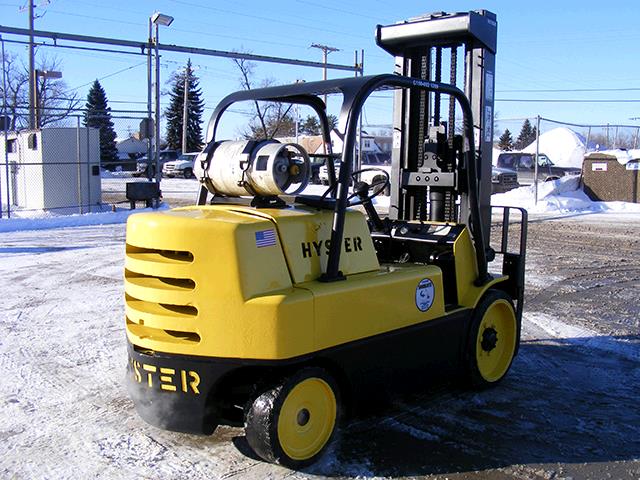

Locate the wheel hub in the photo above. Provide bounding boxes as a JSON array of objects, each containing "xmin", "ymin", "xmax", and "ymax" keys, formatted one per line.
[
  {"xmin": 481, "ymin": 327, "xmax": 498, "ymax": 352},
  {"xmin": 297, "ymin": 408, "xmax": 310, "ymax": 426}
]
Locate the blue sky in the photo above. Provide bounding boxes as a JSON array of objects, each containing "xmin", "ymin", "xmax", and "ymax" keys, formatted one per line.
[{"xmin": 1, "ymin": 0, "xmax": 639, "ymax": 139}]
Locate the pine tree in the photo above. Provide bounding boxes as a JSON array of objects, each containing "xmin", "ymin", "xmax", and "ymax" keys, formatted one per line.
[
  {"xmin": 498, "ymin": 128, "xmax": 514, "ymax": 151},
  {"xmin": 164, "ymin": 59, "xmax": 204, "ymax": 152},
  {"xmin": 515, "ymin": 119, "xmax": 537, "ymax": 150},
  {"xmin": 300, "ymin": 115, "xmax": 321, "ymax": 135},
  {"xmin": 84, "ymin": 80, "xmax": 118, "ymax": 167}
]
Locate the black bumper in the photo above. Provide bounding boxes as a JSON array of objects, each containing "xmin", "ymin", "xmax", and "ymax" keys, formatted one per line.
[{"xmin": 126, "ymin": 343, "xmax": 238, "ymax": 435}]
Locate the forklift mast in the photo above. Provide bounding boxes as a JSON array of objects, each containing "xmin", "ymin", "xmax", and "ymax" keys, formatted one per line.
[{"xmin": 376, "ymin": 10, "xmax": 497, "ymax": 245}]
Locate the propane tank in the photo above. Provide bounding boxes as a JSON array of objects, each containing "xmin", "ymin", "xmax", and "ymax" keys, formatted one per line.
[{"xmin": 197, "ymin": 140, "xmax": 310, "ymax": 197}]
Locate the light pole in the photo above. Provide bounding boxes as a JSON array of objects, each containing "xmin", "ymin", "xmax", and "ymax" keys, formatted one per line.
[
  {"xmin": 150, "ymin": 11, "xmax": 173, "ymax": 184},
  {"xmin": 181, "ymin": 66, "xmax": 189, "ymax": 153},
  {"xmin": 33, "ymin": 69, "xmax": 62, "ymax": 128}
]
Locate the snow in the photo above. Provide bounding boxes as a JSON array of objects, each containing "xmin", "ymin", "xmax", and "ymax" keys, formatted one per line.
[
  {"xmin": 522, "ymin": 127, "xmax": 587, "ymax": 168},
  {"xmin": 526, "ymin": 312, "xmax": 638, "ymax": 362},
  {"xmin": 586, "ymin": 148, "xmax": 640, "ymax": 165},
  {"xmin": 4, "ymin": 173, "xmax": 640, "ymax": 232},
  {"xmin": 0, "ymin": 207, "xmax": 166, "ymax": 233},
  {"xmin": 492, "ymin": 175, "xmax": 640, "ymax": 214},
  {"xmin": 1, "ymin": 199, "xmax": 639, "ymax": 478}
]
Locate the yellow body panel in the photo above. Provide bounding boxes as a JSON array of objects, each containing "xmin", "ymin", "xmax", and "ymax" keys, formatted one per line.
[
  {"xmin": 301, "ymin": 264, "xmax": 445, "ymax": 351},
  {"xmin": 453, "ymin": 227, "xmax": 508, "ymax": 308},
  {"xmin": 124, "ymin": 205, "xmax": 498, "ymax": 360}
]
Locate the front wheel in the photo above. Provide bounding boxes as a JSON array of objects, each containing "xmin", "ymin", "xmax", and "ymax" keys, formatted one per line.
[
  {"xmin": 465, "ymin": 290, "xmax": 518, "ymax": 388},
  {"xmin": 183, "ymin": 168, "xmax": 194, "ymax": 179},
  {"xmin": 245, "ymin": 368, "xmax": 340, "ymax": 469}
]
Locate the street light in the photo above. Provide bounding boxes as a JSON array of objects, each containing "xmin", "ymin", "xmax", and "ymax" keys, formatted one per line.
[
  {"xmin": 149, "ymin": 11, "xmax": 173, "ymax": 184},
  {"xmin": 33, "ymin": 69, "xmax": 62, "ymax": 128},
  {"xmin": 151, "ymin": 12, "xmax": 174, "ymax": 27}
]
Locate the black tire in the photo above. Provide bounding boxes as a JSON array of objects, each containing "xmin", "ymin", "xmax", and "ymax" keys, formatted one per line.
[
  {"xmin": 244, "ymin": 368, "xmax": 340, "ymax": 469},
  {"xmin": 183, "ymin": 168, "xmax": 194, "ymax": 179},
  {"xmin": 465, "ymin": 290, "xmax": 518, "ymax": 388}
]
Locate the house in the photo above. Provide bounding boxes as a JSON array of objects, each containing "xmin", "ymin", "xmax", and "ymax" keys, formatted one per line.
[{"xmin": 116, "ymin": 136, "xmax": 148, "ymax": 156}]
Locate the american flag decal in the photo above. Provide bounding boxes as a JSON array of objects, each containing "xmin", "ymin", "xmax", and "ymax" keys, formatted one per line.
[{"xmin": 255, "ymin": 229, "xmax": 277, "ymax": 248}]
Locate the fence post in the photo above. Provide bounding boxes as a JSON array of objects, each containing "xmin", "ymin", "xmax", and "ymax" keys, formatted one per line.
[
  {"xmin": 534, "ymin": 115, "xmax": 540, "ymax": 205},
  {"xmin": 86, "ymin": 123, "xmax": 91, "ymax": 213},
  {"xmin": 76, "ymin": 115, "xmax": 83, "ymax": 214},
  {"xmin": 1, "ymin": 34, "xmax": 9, "ymax": 218}
]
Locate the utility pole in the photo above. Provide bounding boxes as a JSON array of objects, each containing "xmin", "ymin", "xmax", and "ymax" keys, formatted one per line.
[
  {"xmin": 181, "ymin": 68, "xmax": 189, "ymax": 153},
  {"xmin": 310, "ymin": 43, "xmax": 340, "ymax": 107},
  {"xmin": 28, "ymin": 0, "xmax": 35, "ymax": 129}
]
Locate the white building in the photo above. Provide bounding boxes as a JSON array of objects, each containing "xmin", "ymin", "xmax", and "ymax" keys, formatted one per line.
[
  {"xmin": 116, "ymin": 136, "xmax": 148, "ymax": 156},
  {"xmin": 1, "ymin": 128, "xmax": 102, "ymax": 214}
]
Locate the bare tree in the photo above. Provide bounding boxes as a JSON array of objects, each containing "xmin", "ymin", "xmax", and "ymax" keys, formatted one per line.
[
  {"xmin": 232, "ymin": 56, "xmax": 295, "ymax": 139},
  {"xmin": 0, "ymin": 50, "xmax": 80, "ymax": 129},
  {"xmin": 0, "ymin": 51, "xmax": 28, "ymax": 130}
]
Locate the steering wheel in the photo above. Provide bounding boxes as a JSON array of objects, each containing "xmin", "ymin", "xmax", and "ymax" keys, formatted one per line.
[
  {"xmin": 319, "ymin": 167, "xmax": 390, "ymax": 206},
  {"xmin": 346, "ymin": 168, "xmax": 390, "ymax": 206}
]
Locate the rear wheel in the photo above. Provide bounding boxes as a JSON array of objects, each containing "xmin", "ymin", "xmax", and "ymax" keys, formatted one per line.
[
  {"xmin": 245, "ymin": 368, "xmax": 340, "ymax": 469},
  {"xmin": 466, "ymin": 290, "xmax": 517, "ymax": 387}
]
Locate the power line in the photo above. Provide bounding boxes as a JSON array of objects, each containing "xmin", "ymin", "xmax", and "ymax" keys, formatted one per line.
[
  {"xmin": 496, "ymin": 98, "xmax": 640, "ymax": 103},
  {"xmin": 295, "ymin": 0, "xmax": 384, "ymax": 21},
  {"xmin": 498, "ymin": 87, "xmax": 640, "ymax": 93},
  {"xmin": 166, "ymin": 0, "xmax": 370, "ymax": 41},
  {"xmin": 65, "ymin": 60, "xmax": 147, "ymax": 93}
]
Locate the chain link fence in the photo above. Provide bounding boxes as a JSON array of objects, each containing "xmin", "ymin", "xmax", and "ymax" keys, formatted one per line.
[
  {"xmin": 1, "ymin": 107, "xmax": 152, "ymax": 218},
  {"xmin": 495, "ymin": 116, "xmax": 640, "ymax": 159}
]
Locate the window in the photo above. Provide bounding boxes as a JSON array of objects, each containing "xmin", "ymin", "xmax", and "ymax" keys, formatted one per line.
[
  {"xmin": 538, "ymin": 155, "xmax": 552, "ymax": 167},
  {"xmin": 498, "ymin": 154, "xmax": 516, "ymax": 168},
  {"xmin": 6, "ymin": 139, "xmax": 17, "ymax": 153},
  {"xmin": 364, "ymin": 139, "xmax": 371, "ymax": 148},
  {"xmin": 27, "ymin": 133, "xmax": 38, "ymax": 150},
  {"xmin": 520, "ymin": 155, "xmax": 534, "ymax": 169}
]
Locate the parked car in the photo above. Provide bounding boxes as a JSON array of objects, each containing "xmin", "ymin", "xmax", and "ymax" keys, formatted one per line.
[
  {"xmin": 162, "ymin": 152, "xmax": 199, "ymax": 178},
  {"xmin": 491, "ymin": 166, "xmax": 519, "ymax": 194},
  {"xmin": 133, "ymin": 150, "xmax": 180, "ymax": 177},
  {"xmin": 307, "ymin": 154, "xmax": 331, "ymax": 184},
  {"xmin": 496, "ymin": 152, "xmax": 581, "ymax": 185}
]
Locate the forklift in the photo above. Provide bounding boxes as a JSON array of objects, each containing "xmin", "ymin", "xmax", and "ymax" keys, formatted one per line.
[{"xmin": 124, "ymin": 10, "xmax": 527, "ymax": 468}]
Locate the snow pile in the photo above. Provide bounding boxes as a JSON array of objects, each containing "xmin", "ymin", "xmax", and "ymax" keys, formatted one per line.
[
  {"xmin": 492, "ymin": 175, "xmax": 640, "ymax": 214},
  {"xmin": 586, "ymin": 149, "xmax": 640, "ymax": 165},
  {"xmin": 522, "ymin": 127, "xmax": 587, "ymax": 168},
  {"xmin": 0, "ymin": 206, "xmax": 166, "ymax": 233}
]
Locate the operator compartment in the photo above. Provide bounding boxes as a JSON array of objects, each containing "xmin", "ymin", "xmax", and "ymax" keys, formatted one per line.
[{"xmin": 372, "ymin": 221, "xmax": 482, "ymax": 310}]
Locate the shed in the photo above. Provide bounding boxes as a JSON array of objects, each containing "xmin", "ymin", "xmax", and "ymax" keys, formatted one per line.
[
  {"xmin": 582, "ymin": 152, "xmax": 640, "ymax": 203},
  {"xmin": 1, "ymin": 128, "xmax": 102, "ymax": 214}
]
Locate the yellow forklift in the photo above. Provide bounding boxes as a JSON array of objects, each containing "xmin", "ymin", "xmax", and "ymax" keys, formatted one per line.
[{"xmin": 124, "ymin": 10, "xmax": 527, "ymax": 468}]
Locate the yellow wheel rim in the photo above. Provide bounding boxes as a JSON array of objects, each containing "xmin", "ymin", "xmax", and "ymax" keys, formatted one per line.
[
  {"xmin": 475, "ymin": 299, "xmax": 517, "ymax": 382},
  {"xmin": 277, "ymin": 377, "xmax": 337, "ymax": 461}
]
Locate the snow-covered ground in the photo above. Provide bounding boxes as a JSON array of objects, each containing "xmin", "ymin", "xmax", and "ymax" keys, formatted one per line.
[
  {"xmin": 1, "ymin": 214, "xmax": 639, "ymax": 479},
  {"xmin": 492, "ymin": 175, "xmax": 640, "ymax": 215},
  {"xmin": 1, "ymin": 173, "xmax": 639, "ymax": 479}
]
